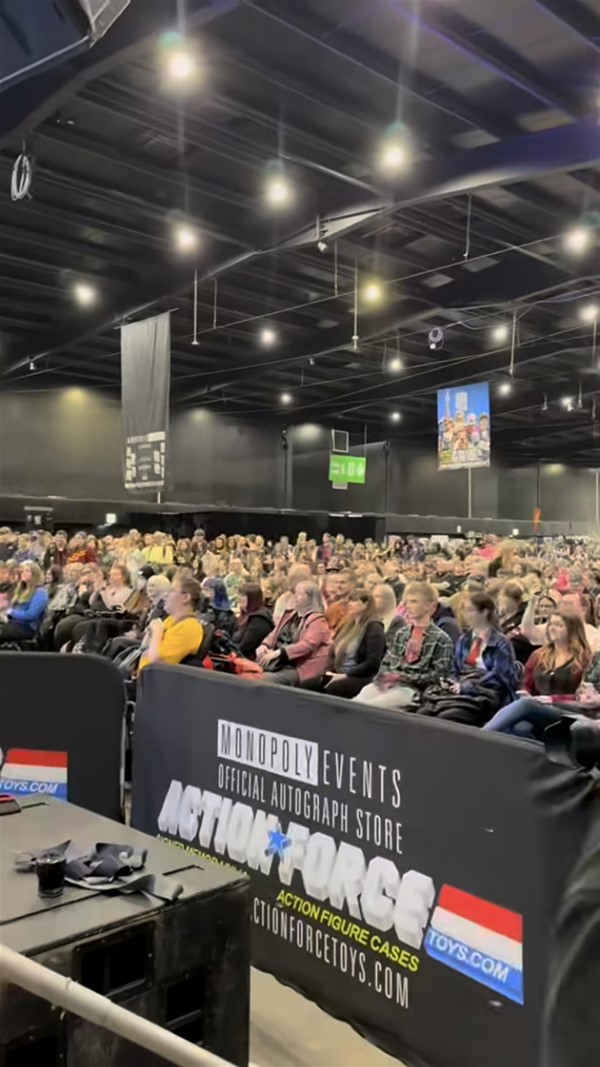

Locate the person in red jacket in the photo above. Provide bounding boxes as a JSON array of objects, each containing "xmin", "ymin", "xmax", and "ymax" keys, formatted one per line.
[{"xmin": 256, "ymin": 580, "xmax": 331, "ymax": 686}]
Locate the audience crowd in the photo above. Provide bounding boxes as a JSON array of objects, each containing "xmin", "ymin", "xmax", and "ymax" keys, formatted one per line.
[{"xmin": 1, "ymin": 524, "xmax": 600, "ymax": 737}]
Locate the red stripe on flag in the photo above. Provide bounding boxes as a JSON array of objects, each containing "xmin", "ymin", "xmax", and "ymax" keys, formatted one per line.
[
  {"xmin": 5, "ymin": 749, "xmax": 67, "ymax": 768},
  {"xmin": 438, "ymin": 884, "xmax": 522, "ymax": 941}
]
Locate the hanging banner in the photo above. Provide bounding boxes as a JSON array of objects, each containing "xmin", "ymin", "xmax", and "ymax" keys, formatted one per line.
[
  {"xmin": 121, "ymin": 311, "xmax": 171, "ymax": 490},
  {"xmin": 132, "ymin": 666, "xmax": 591, "ymax": 1067},
  {"xmin": 437, "ymin": 382, "xmax": 490, "ymax": 470}
]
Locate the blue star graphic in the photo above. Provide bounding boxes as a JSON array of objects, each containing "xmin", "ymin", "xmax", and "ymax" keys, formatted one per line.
[{"xmin": 265, "ymin": 828, "xmax": 291, "ymax": 860}]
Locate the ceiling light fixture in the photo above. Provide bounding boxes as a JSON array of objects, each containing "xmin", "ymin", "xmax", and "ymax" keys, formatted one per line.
[
  {"xmin": 378, "ymin": 121, "xmax": 410, "ymax": 174},
  {"xmin": 379, "ymin": 141, "xmax": 407, "ymax": 173},
  {"xmin": 390, "ymin": 411, "xmax": 401, "ymax": 423},
  {"xmin": 265, "ymin": 173, "xmax": 292, "ymax": 207},
  {"xmin": 388, "ymin": 357, "xmax": 402, "ymax": 372},
  {"xmin": 165, "ymin": 49, "xmax": 196, "ymax": 82},
  {"xmin": 561, "ymin": 396, "xmax": 573, "ymax": 411},
  {"xmin": 259, "ymin": 326, "xmax": 278, "ymax": 347},
  {"xmin": 579, "ymin": 301, "xmax": 599, "ymax": 323},
  {"xmin": 498, "ymin": 381, "xmax": 512, "ymax": 396},
  {"xmin": 174, "ymin": 224, "xmax": 198, "ymax": 252},
  {"xmin": 564, "ymin": 225, "xmax": 591, "ymax": 255},
  {"xmin": 491, "ymin": 323, "xmax": 509, "ymax": 344},
  {"xmin": 280, "ymin": 392, "xmax": 292, "ymax": 405},
  {"xmin": 317, "ymin": 240, "xmax": 328, "ymax": 253},
  {"xmin": 363, "ymin": 281, "xmax": 384, "ymax": 304},
  {"xmin": 73, "ymin": 282, "xmax": 97, "ymax": 307}
]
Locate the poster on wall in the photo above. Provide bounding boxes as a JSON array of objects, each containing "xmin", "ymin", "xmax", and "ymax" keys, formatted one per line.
[
  {"xmin": 121, "ymin": 311, "xmax": 171, "ymax": 491},
  {"xmin": 437, "ymin": 382, "xmax": 490, "ymax": 470},
  {"xmin": 131, "ymin": 668, "xmax": 589, "ymax": 1067}
]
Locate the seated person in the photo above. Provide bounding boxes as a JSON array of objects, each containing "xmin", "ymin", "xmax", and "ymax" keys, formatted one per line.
[
  {"xmin": 43, "ymin": 530, "xmax": 69, "ymax": 570},
  {"xmin": 484, "ymin": 614, "xmax": 592, "ymax": 736},
  {"xmin": 139, "ymin": 576, "xmax": 203, "ymax": 671},
  {"xmin": 56, "ymin": 564, "xmax": 132, "ymax": 651},
  {"xmin": 419, "ymin": 591, "xmax": 518, "ymax": 725},
  {"xmin": 200, "ymin": 578, "xmax": 236, "ymax": 634},
  {"xmin": 256, "ymin": 581, "xmax": 331, "ymax": 687},
  {"xmin": 143, "ymin": 531, "xmax": 175, "ymax": 569},
  {"xmin": 0, "ymin": 581, "xmax": 12, "ymax": 619},
  {"xmin": 106, "ymin": 574, "xmax": 171, "ymax": 662},
  {"xmin": 45, "ymin": 564, "xmax": 64, "ymax": 602},
  {"xmin": 0, "ymin": 560, "xmax": 18, "ymax": 600},
  {"xmin": 486, "ymin": 655, "xmax": 600, "ymax": 741},
  {"xmin": 521, "ymin": 589, "xmax": 600, "ymax": 653},
  {"xmin": 431, "ymin": 592, "xmax": 461, "ymax": 646},
  {"xmin": 39, "ymin": 562, "xmax": 83, "ymax": 647},
  {"xmin": 323, "ymin": 569, "xmax": 355, "ymax": 633},
  {"xmin": 356, "ymin": 581, "xmax": 454, "ymax": 709},
  {"xmin": 272, "ymin": 564, "xmax": 313, "ymax": 622},
  {"xmin": 304, "ymin": 589, "xmax": 386, "ymax": 698},
  {"xmin": 232, "ymin": 583, "xmax": 273, "ymax": 659},
  {"xmin": 225, "ymin": 557, "xmax": 248, "ymax": 612},
  {"xmin": 497, "ymin": 579, "xmax": 534, "ymax": 664},
  {"xmin": 0, "ymin": 562, "xmax": 49, "ymax": 643},
  {"xmin": 372, "ymin": 582, "xmax": 405, "ymax": 640},
  {"xmin": 67, "ymin": 531, "xmax": 96, "ymax": 565},
  {"xmin": 52, "ymin": 565, "xmax": 100, "ymax": 649},
  {"xmin": 76, "ymin": 565, "xmax": 154, "ymax": 653}
]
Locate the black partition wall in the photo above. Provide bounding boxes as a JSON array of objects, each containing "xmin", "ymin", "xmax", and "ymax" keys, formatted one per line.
[{"xmin": 0, "ymin": 391, "xmax": 597, "ymax": 533}]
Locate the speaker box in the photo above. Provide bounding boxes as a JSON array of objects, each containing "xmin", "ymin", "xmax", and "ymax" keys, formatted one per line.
[{"xmin": 0, "ymin": 798, "xmax": 250, "ymax": 1067}]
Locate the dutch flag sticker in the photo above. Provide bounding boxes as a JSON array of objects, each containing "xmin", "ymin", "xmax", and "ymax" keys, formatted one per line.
[
  {"xmin": 425, "ymin": 884, "xmax": 524, "ymax": 1005},
  {"xmin": 0, "ymin": 748, "xmax": 68, "ymax": 801}
]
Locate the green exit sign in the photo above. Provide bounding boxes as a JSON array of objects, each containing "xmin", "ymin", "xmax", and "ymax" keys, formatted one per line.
[{"xmin": 329, "ymin": 454, "xmax": 367, "ymax": 484}]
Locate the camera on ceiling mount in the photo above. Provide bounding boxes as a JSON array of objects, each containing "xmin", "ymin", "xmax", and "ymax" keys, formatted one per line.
[{"xmin": 428, "ymin": 326, "xmax": 444, "ymax": 352}]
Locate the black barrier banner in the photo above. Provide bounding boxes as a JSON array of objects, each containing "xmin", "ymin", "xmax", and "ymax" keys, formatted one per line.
[
  {"xmin": 131, "ymin": 666, "xmax": 592, "ymax": 1067},
  {"xmin": 121, "ymin": 311, "xmax": 170, "ymax": 491},
  {"xmin": 0, "ymin": 653, "xmax": 124, "ymax": 821}
]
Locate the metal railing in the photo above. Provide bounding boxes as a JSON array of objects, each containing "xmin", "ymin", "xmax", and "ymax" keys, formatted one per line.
[{"xmin": 0, "ymin": 943, "xmax": 239, "ymax": 1067}]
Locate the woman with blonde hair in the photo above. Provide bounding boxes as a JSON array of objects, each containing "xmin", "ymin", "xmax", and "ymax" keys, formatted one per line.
[
  {"xmin": 372, "ymin": 582, "xmax": 404, "ymax": 638},
  {"xmin": 0, "ymin": 561, "xmax": 48, "ymax": 642}
]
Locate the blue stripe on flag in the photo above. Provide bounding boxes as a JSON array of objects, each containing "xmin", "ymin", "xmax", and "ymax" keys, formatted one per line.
[
  {"xmin": 425, "ymin": 926, "xmax": 524, "ymax": 1005},
  {"xmin": 0, "ymin": 777, "xmax": 67, "ymax": 801}
]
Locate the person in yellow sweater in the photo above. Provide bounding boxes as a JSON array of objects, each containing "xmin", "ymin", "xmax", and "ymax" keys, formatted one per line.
[
  {"xmin": 142, "ymin": 531, "xmax": 175, "ymax": 569},
  {"xmin": 139, "ymin": 576, "xmax": 203, "ymax": 671}
]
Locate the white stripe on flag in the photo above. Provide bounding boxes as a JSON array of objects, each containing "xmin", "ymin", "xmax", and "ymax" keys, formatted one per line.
[
  {"xmin": 1, "ymin": 764, "xmax": 67, "ymax": 783},
  {"xmin": 430, "ymin": 907, "xmax": 522, "ymax": 969}
]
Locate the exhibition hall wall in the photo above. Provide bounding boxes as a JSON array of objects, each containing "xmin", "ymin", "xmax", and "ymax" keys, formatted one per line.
[{"xmin": 0, "ymin": 389, "xmax": 597, "ymax": 532}]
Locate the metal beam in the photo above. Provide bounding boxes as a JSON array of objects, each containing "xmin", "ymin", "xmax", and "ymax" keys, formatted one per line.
[
  {"xmin": 291, "ymin": 334, "xmax": 592, "ymax": 420},
  {"xmin": 176, "ymin": 253, "xmax": 590, "ymax": 399},
  {"xmin": 0, "ymin": 0, "xmax": 241, "ymax": 147},
  {"xmin": 396, "ymin": 2, "xmax": 584, "ymax": 117},
  {"xmin": 535, "ymin": 0, "xmax": 600, "ymax": 53},
  {"xmin": 0, "ymin": 187, "xmax": 384, "ymax": 377},
  {"xmin": 244, "ymin": 0, "xmax": 513, "ymax": 139},
  {"xmin": 18, "ymin": 117, "xmax": 599, "ymax": 377},
  {"xmin": 387, "ymin": 120, "xmax": 599, "ymax": 207}
]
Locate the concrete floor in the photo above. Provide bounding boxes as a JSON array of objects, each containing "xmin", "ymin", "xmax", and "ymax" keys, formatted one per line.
[{"xmin": 250, "ymin": 969, "xmax": 404, "ymax": 1067}]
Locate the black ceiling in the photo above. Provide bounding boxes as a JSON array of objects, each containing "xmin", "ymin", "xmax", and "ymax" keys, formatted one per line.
[{"xmin": 1, "ymin": 0, "xmax": 599, "ymax": 465}]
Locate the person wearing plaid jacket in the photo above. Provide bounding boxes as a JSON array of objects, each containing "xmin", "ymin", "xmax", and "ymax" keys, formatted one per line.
[{"xmin": 356, "ymin": 581, "xmax": 454, "ymax": 709}]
